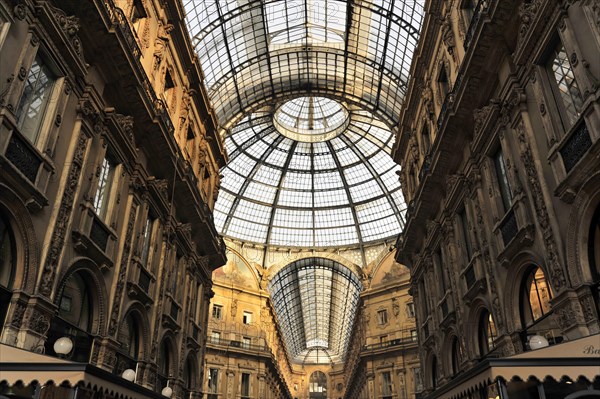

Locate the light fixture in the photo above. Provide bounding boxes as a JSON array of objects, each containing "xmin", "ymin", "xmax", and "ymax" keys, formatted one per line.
[
  {"xmin": 121, "ymin": 369, "xmax": 136, "ymax": 382},
  {"xmin": 53, "ymin": 337, "xmax": 74, "ymax": 355},
  {"xmin": 528, "ymin": 334, "xmax": 549, "ymax": 350},
  {"xmin": 161, "ymin": 386, "xmax": 173, "ymax": 397}
]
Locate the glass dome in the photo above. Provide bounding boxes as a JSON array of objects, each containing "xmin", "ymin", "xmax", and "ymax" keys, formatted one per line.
[
  {"xmin": 214, "ymin": 100, "xmax": 406, "ymax": 248},
  {"xmin": 273, "ymin": 96, "xmax": 350, "ymax": 142}
]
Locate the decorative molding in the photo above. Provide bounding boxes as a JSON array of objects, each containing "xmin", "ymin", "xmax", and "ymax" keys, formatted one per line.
[
  {"xmin": 515, "ymin": 121, "xmax": 567, "ymax": 291},
  {"xmin": 39, "ymin": 133, "xmax": 88, "ymax": 296}
]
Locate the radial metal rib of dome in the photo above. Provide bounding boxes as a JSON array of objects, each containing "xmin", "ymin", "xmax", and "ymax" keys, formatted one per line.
[{"xmin": 213, "ymin": 100, "xmax": 407, "ymax": 248}]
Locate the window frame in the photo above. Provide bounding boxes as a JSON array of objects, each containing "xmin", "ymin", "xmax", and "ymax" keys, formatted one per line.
[
  {"xmin": 492, "ymin": 146, "xmax": 513, "ymax": 213},
  {"xmin": 93, "ymin": 154, "xmax": 118, "ymax": 220},
  {"xmin": 377, "ymin": 308, "xmax": 388, "ymax": 325},
  {"xmin": 14, "ymin": 52, "xmax": 62, "ymax": 148},
  {"xmin": 242, "ymin": 310, "xmax": 252, "ymax": 325},
  {"xmin": 212, "ymin": 304, "xmax": 222, "ymax": 320},
  {"xmin": 543, "ymin": 38, "xmax": 584, "ymax": 131},
  {"xmin": 240, "ymin": 372, "xmax": 251, "ymax": 398}
]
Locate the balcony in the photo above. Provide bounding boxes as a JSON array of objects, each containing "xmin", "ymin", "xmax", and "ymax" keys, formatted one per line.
[
  {"xmin": 72, "ymin": 209, "xmax": 116, "ymax": 270},
  {"xmin": 560, "ymin": 119, "xmax": 592, "ymax": 174},
  {"xmin": 207, "ymin": 336, "xmax": 269, "ymax": 354},
  {"xmin": 362, "ymin": 337, "xmax": 416, "ymax": 353},
  {"xmin": 127, "ymin": 261, "xmax": 155, "ymax": 305}
]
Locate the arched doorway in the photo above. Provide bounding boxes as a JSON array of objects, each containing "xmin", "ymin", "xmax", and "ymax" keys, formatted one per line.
[{"xmin": 309, "ymin": 371, "xmax": 327, "ymax": 399}]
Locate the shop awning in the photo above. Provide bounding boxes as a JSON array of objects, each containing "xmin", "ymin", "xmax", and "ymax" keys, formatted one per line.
[
  {"xmin": 0, "ymin": 344, "xmax": 165, "ymax": 399},
  {"xmin": 426, "ymin": 334, "xmax": 600, "ymax": 399}
]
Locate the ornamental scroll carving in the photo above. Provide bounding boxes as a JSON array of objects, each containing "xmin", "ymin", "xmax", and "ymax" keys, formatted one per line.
[
  {"xmin": 39, "ymin": 132, "xmax": 88, "ymax": 296},
  {"xmin": 47, "ymin": 4, "xmax": 86, "ymax": 64},
  {"xmin": 515, "ymin": 121, "xmax": 567, "ymax": 291}
]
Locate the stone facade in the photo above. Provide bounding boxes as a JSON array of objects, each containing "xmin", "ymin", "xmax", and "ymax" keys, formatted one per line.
[
  {"xmin": 0, "ymin": 0, "xmax": 226, "ymax": 397},
  {"xmin": 395, "ymin": 0, "xmax": 600, "ymax": 396},
  {"xmin": 207, "ymin": 242, "xmax": 419, "ymax": 399}
]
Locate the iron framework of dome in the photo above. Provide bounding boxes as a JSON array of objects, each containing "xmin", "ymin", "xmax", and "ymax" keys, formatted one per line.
[
  {"xmin": 183, "ymin": 0, "xmax": 424, "ymax": 364},
  {"xmin": 213, "ymin": 100, "xmax": 407, "ymax": 248}
]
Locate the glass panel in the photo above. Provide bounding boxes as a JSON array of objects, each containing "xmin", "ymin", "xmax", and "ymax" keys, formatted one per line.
[
  {"xmin": 493, "ymin": 147, "xmax": 512, "ymax": 212},
  {"xmin": 550, "ymin": 42, "xmax": 583, "ymax": 127},
  {"xmin": 93, "ymin": 157, "xmax": 116, "ymax": 219},
  {"xmin": 16, "ymin": 55, "xmax": 56, "ymax": 144}
]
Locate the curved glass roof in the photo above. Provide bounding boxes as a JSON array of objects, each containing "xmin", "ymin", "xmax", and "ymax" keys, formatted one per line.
[
  {"xmin": 274, "ymin": 96, "xmax": 349, "ymax": 142},
  {"xmin": 268, "ymin": 258, "xmax": 362, "ymax": 364},
  {"xmin": 213, "ymin": 101, "xmax": 407, "ymax": 248},
  {"xmin": 184, "ymin": 0, "xmax": 424, "ymax": 128}
]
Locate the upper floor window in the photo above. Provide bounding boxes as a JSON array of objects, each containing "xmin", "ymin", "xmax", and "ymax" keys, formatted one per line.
[
  {"xmin": 15, "ymin": 55, "xmax": 57, "ymax": 144},
  {"xmin": 407, "ymin": 302, "xmax": 415, "ymax": 318},
  {"xmin": 382, "ymin": 371, "xmax": 393, "ymax": 397},
  {"xmin": 130, "ymin": 0, "xmax": 147, "ymax": 34},
  {"xmin": 451, "ymin": 337, "xmax": 461, "ymax": 375},
  {"xmin": 458, "ymin": 207, "xmax": 473, "ymax": 260},
  {"xmin": 242, "ymin": 311, "xmax": 252, "ymax": 324},
  {"xmin": 377, "ymin": 309, "xmax": 388, "ymax": 325},
  {"xmin": 212, "ymin": 304, "xmax": 222, "ymax": 319},
  {"xmin": 207, "ymin": 368, "xmax": 219, "ymax": 394},
  {"xmin": 521, "ymin": 266, "xmax": 553, "ymax": 326},
  {"xmin": 93, "ymin": 155, "xmax": 116, "ymax": 220},
  {"xmin": 242, "ymin": 336, "xmax": 251, "ymax": 348},
  {"xmin": 493, "ymin": 147, "xmax": 512, "ymax": 213},
  {"xmin": 548, "ymin": 41, "xmax": 583, "ymax": 128},
  {"xmin": 185, "ymin": 127, "xmax": 196, "ymax": 159},
  {"xmin": 421, "ymin": 125, "xmax": 431, "ymax": 155},
  {"xmin": 437, "ymin": 66, "xmax": 450, "ymax": 101},
  {"xmin": 241, "ymin": 372, "xmax": 251, "ymax": 398},
  {"xmin": 461, "ymin": 0, "xmax": 476, "ymax": 25},
  {"xmin": 410, "ymin": 329, "xmax": 417, "ymax": 341},
  {"xmin": 434, "ymin": 249, "xmax": 447, "ymax": 293},
  {"xmin": 140, "ymin": 216, "xmax": 153, "ymax": 267}
]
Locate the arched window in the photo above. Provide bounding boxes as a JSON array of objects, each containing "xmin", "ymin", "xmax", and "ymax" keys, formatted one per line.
[
  {"xmin": 431, "ymin": 356, "xmax": 438, "ymax": 388},
  {"xmin": 46, "ymin": 271, "xmax": 96, "ymax": 362},
  {"xmin": 118, "ymin": 313, "xmax": 140, "ymax": 360},
  {"xmin": 59, "ymin": 273, "xmax": 93, "ymax": 332},
  {"xmin": 309, "ymin": 371, "xmax": 327, "ymax": 399},
  {"xmin": 157, "ymin": 339, "xmax": 172, "ymax": 390},
  {"xmin": 451, "ymin": 337, "xmax": 461, "ymax": 375},
  {"xmin": 478, "ymin": 309, "xmax": 497, "ymax": 357},
  {"xmin": 520, "ymin": 266, "xmax": 552, "ymax": 327},
  {"xmin": 0, "ymin": 213, "xmax": 16, "ymax": 329},
  {"xmin": 183, "ymin": 355, "xmax": 196, "ymax": 394}
]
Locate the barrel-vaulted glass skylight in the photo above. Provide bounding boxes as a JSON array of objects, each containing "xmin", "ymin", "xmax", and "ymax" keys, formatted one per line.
[
  {"xmin": 213, "ymin": 101, "xmax": 406, "ymax": 248},
  {"xmin": 268, "ymin": 258, "xmax": 362, "ymax": 364}
]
